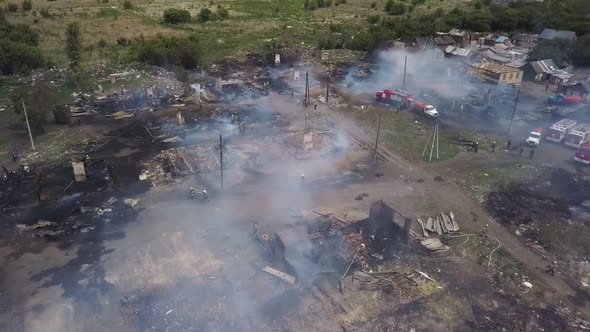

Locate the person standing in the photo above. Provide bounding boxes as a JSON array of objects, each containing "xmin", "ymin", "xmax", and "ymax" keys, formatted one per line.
[
  {"xmin": 506, "ymin": 140, "xmax": 512, "ymax": 151},
  {"xmin": 529, "ymin": 148, "xmax": 535, "ymax": 159},
  {"xmin": 519, "ymin": 147, "xmax": 524, "ymax": 157},
  {"xmin": 491, "ymin": 141, "xmax": 496, "ymax": 153}
]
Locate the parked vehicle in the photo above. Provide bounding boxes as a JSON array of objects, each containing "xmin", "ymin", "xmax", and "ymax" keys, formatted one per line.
[
  {"xmin": 564, "ymin": 123, "xmax": 590, "ymax": 148},
  {"xmin": 547, "ymin": 94, "xmax": 583, "ymax": 105},
  {"xmin": 545, "ymin": 119, "xmax": 577, "ymax": 143},
  {"xmin": 376, "ymin": 89, "xmax": 413, "ymax": 106},
  {"xmin": 574, "ymin": 144, "xmax": 590, "ymax": 165},
  {"xmin": 414, "ymin": 101, "xmax": 439, "ymax": 117},
  {"xmin": 526, "ymin": 128, "xmax": 543, "ymax": 146}
]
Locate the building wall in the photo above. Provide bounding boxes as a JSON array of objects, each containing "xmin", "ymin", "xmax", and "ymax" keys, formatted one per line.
[{"xmin": 499, "ymin": 70, "xmax": 523, "ymax": 84}]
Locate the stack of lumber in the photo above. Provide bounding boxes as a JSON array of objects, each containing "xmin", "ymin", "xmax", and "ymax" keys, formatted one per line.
[
  {"xmin": 419, "ymin": 238, "xmax": 450, "ymax": 256},
  {"xmin": 416, "ymin": 212, "xmax": 459, "ymax": 237}
]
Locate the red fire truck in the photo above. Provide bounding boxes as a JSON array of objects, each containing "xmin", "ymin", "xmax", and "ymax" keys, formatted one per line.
[
  {"xmin": 564, "ymin": 123, "xmax": 590, "ymax": 148},
  {"xmin": 545, "ymin": 119, "xmax": 577, "ymax": 143},
  {"xmin": 375, "ymin": 89, "xmax": 414, "ymax": 106},
  {"xmin": 574, "ymin": 144, "xmax": 590, "ymax": 165}
]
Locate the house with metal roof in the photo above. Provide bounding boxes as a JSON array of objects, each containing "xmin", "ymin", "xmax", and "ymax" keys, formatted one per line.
[
  {"xmin": 538, "ymin": 28, "xmax": 576, "ymax": 41},
  {"xmin": 443, "ymin": 46, "xmax": 473, "ymax": 58},
  {"xmin": 521, "ymin": 59, "xmax": 573, "ymax": 83},
  {"xmin": 469, "ymin": 62, "xmax": 523, "ymax": 85}
]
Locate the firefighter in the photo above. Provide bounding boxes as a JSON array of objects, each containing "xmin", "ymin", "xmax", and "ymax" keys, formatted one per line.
[
  {"xmin": 491, "ymin": 141, "xmax": 496, "ymax": 153},
  {"xmin": 11, "ymin": 149, "xmax": 18, "ymax": 163},
  {"xmin": 519, "ymin": 147, "xmax": 524, "ymax": 157},
  {"xmin": 506, "ymin": 139, "xmax": 512, "ymax": 151},
  {"xmin": 300, "ymin": 172, "xmax": 305, "ymax": 183},
  {"xmin": 474, "ymin": 141, "xmax": 479, "ymax": 153},
  {"xmin": 529, "ymin": 148, "xmax": 535, "ymax": 159},
  {"xmin": 314, "ymin": 103, "xmax": 318, "ymax": 111}
]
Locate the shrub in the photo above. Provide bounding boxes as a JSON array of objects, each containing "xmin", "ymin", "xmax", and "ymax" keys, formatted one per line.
[
  {"xmin": 40, "ymin": 8, "xmax": 50, "ymax": 17},
  {"xmin": 163, "ymin": 8, "xmax": 191, "ymax": 24},
  {"xmin": 367, "ymin": 14, "xmax": 380, "ymax": 24},
  {"xmin": 216, "ymin": 6, "xmax": 229, "ymax": 20},
  {"xmin": 385, "ymin": 1, "xmax": 406, "ymax": 15},
  {"xmin": 98, "ymin": 38, "xmax": 107, "ymax": 48},
  {"xmin": 122, "ymin": 0, "xmax": 133, "ymax": 9},
  {"xmin": 21, "ymin": 0, "xmax": 32, "ymax": 11},
  {"xmin": 53, "ymin": 105, "xmax": 72, "ymax": 125},
  {"xmin": 370, "ymin": 1, "xmax": 377, "ymax": 8},
  {"xmin": 197, "ymin": 7, "xmax": 213, "ymax": 22},
  {"xmin": 117, "ymin": 37, "xmax": 131, "ymax": 46},
  {"xmin": 474, "ymin": 1, "xmax": 482, "ymax": 10},
  {"xmin": 7, "ymin": 3, "xmax": 18, "ymax": 12},
  {"xmin": 134, "ymin": 35, "xmax": 201, "ymax": 69}
]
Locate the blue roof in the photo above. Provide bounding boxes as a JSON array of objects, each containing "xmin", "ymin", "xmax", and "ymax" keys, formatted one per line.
[{"xmin": 496, "ymin": 36, "xmax": 508, "ymax": 43}]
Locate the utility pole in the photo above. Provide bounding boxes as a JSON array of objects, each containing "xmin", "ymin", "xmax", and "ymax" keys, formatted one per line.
[
  {"xmin": 219, "ymin": 134, "xmax": 223, "ymax": 190},
  {"xmin": 373, "ymin": 111, "xmax": 382, "ymax": 161},
  {"xmin": 402, "ymin": 56, "xmax": 408, "ymax": 90},
  {"xmin": 22, "ymin": 100, "xmax": 35, "ymax": 150},
  {"xmin": 304, "ymin": 71, "xmax": 310, "ymax": 107},
  {"xmin": 326, "ymin": 66, "xmax": 330, "ymax": 104},
  {"xmin": 507, "ymin": 88, "xmax": 521, "ymax": 135}
]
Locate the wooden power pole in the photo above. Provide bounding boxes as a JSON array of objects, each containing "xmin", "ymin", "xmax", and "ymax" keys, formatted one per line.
[
  {"xmin": 373, "ymin": 111, "xmax": 382, "ymax": 161},
  {"xmin": 22, "ymin": 100, "xmax": 35, "ymax": 150},
  {"xmin": 219, "ymin": 134, "xmax": 223, "ymax": 190},
  {"xmin": 507, "ymin": 88, "xmax": 521, "ymax": 135},
  {"xmin": 402, "ymin": 56, "xmax": 408, "ymax": 90}
]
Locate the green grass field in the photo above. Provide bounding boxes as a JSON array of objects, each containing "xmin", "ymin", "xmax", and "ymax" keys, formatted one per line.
[{"xmin": 2, "ymin": 0, "xmax": 466, "ymax": 65}]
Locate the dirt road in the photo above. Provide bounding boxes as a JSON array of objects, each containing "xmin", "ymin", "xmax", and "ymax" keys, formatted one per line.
[{"xmin": 322, "ymin": 103, "xmax": 590, "ymax": 317}]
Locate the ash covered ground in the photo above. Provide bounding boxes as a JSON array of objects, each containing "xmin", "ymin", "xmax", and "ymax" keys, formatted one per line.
[{"xmin": 0, "ymin": 53, "xmax": 588, "ymax": 332}]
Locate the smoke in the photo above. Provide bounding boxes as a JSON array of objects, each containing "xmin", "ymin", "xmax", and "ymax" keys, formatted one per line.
[{"xmin": 343, "ymin": 49, "xmax": 494, "ymax": 101}]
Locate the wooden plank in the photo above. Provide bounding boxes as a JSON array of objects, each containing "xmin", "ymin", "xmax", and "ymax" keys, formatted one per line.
[
  {"xmin": 426, "ymin": 217, "xmax": 434, "ymax": 232},
  {"xmin": 442, "ymin": 213, "xmax": 454, "ymax": 232},
  {"xmin": 417, "ymin": 218, "xmax": 428, "ymax": 237},
  {"xmin": 262, "ymin": 266, "xmax": 296, "ymax": 285},
  {"xmin": 450, "ymin": 212, "xmax": 459, "ymax": 231},
  {"xmin": 434, "ymin": 216, "xmax": 443, "ymax": 235}
]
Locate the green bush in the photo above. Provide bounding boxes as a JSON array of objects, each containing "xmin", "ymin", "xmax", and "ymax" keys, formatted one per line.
[
  {"xmin": 98, "ymin": 38, "xmax": 107, "ymax": 48},
  {"xmin": 367, "ymin": 14, "xmax": 380, "ymax": 24},
  {"xmin": 123, "ymin": 0, "xmax": 133, "ymax": 10},
  {"xmin": 197, "ymin": 7, "xmax": 213, "ymax": 22},
  {"xmin": 385, "ymin": 1, "xmax": 406, "ymax": 15},
  {"xmin": 7, "ymin": 3, "xmax": 18, "ymax": 12},
  {"xmin": 163, "ymin": 8, "xmax": 191, "ymax": 24},
  {"xmin": 370, "ymin": 2, "xmax": 377, "ymax": 8},
  {"xmin": 474, "ymin": 1, "xmax": 482, "ymax": 10},
  {"xmin": 216, "ymin": 6, "xmax": 229, "ymax": 20},
  {"xmin": 21, "ymin": 0, "xmax": 32, "ymax": 11},
  {"xmin": 133, "ymin": 35, "xmax": 201, "ymax": 69},
  {"xmin": 117, "ymin": 37, "xmax": 131, "ymax": 46},
  {"xmin": 53, "ymin": 105, "xmax": 71, "ymax": 125},
  {"xmin": 40, "ymin": 8, "xmax": 50, "ymax": 17}
]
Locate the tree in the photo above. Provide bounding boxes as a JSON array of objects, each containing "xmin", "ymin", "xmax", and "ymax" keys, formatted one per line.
[
  {"xmin": 122, "ymin": 0, "xmax": 133, "ymax": 10},
  {"xmin": 7, "ymin": 3, "xmax": 18, "ymax": 12},
  {"xmin": 10, "ymin": 85, "xmax": 57, "ymax": 135},
  {"xmin": 163, "ymin": 8, "xmax": 191, "ymax": 24},
  {"xmin": 133, "ymin": 35, "xmax": 201, "ymax": 69},
  {"xmin": 65, "ymin": 22, "xmax": 81, "ymax": 69},
  {"xmin": 527, "ymin": 39, "xmax": 570, "ymax": 64},
  {"xmin": 572, "ymin": 34, "xmax": 590, "ymax": 66}
]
